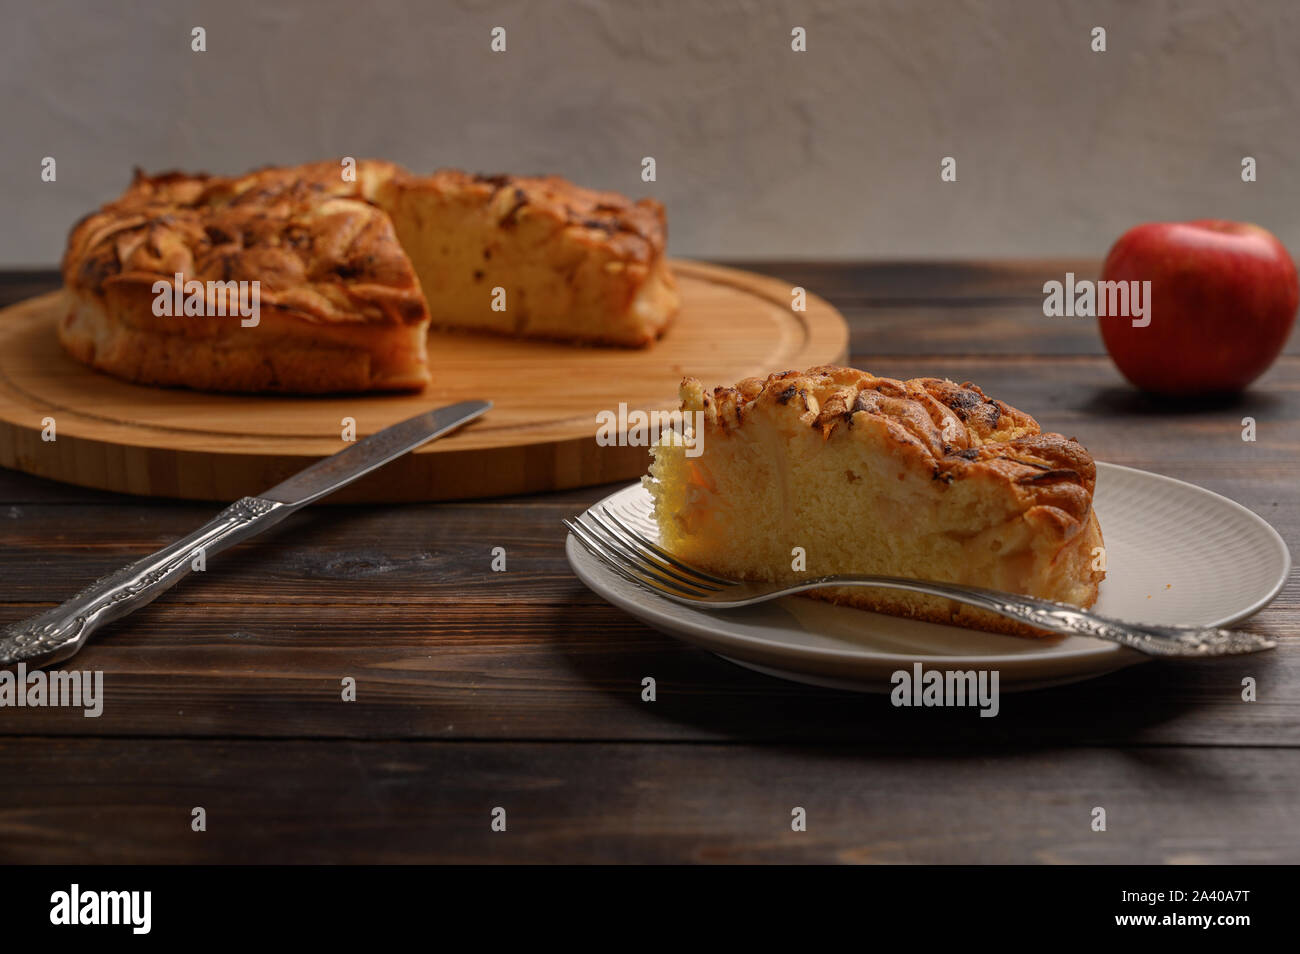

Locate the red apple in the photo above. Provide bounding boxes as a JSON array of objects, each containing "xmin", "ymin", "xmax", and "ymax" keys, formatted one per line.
[{"xmin": 1099, "ymin": 220, "xmax": 1298, "ymax": 396}]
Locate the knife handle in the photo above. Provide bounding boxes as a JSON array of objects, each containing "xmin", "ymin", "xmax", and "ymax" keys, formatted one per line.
[{"xmin": 0, "ymin": 496, "xmax": 290, "ymax": 669}]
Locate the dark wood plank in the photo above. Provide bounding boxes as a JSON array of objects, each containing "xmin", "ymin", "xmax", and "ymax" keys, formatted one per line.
[
  {"xmin": 0, "ymin": 270, "xmax": 60, "ymax": 307},
  {"xmin": 0, "ymin": 351, "xmax": 1292, "ymax": 747},
  {"xmin": 2, "ymin": 738, "xmax": 1296, "ymax": 863},
  {"xmin": 2, "ymin": 263, "xmax": 1297, "ymax": 866},
  {"xmin": 0, "ymin": 466, "xmax": 131, "ymax": 504},
  {"xmin": 743, "ymin": 259, "xmax": 1298, "ymax": 356},
  {"xmin": 2, "ymin": 465, "xmax": 1294, "ymax": 609},
  {"xmin": 725, "ymin": 258, "xmax": 1102, "ymax": 303},
  {"xmin": 0, "ymin": 598, "xmax": 1293, "ymax": 744},
  {"xmin": 845, "ymin": 302, "xmax": 1106, "ymax": 356},
  {"xmin": 0, "ymin": 495, "xmax": 601, "ymax": 603}
]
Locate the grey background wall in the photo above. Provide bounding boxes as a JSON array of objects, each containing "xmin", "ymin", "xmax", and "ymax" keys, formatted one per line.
[{"xmin": 3, "ymin": 0, "xmax": 1297, "ymax": 265}]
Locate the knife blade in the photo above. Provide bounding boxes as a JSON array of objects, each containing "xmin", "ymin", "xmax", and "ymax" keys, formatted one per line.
[
  {"xmin": 0, "ymin": 400, "xmax": 491, "ymax": 669},
  {"xmin": 263, "ymin": 400, "xmax": 491, "ymax": 506}
]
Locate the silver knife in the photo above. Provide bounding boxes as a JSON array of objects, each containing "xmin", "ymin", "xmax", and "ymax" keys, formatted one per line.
[{"xmin": 0, "ymin": 400, "xmax": 491, "ymax": 669}]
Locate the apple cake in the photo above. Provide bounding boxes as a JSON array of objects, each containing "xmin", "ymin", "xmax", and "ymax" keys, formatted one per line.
[
  {"xmin": 60, "ymin": 159, "xmax": 678, "ymax": 393},
  {"xmin": 644, "ymin": 366, "xmax": 1106, "ymax": 637}
]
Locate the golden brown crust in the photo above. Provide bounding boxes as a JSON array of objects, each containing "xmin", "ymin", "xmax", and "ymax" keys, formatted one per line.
[
  {"xmin": 62, "ymin": 159, "xmax": 425, "ymax": 328},
  {"xmin": 59, "ymin": 160, "xmax": 432, "ymax": 393},
  {"xmin": 60, "ymin": 160, "xmax": 677, "ymax": 391},
  {"xmin": 681, "ymin": 365, "xmax": 1098, "ymax": 550}
]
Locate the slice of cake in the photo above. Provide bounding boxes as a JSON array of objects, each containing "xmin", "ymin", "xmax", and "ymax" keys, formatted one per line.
[
  {"xmin": 380, "ymin": 170, "xmax": 678, "ymax": 346},
  {"xmin": 59, "ymin": 160, "xmax": 680, "ymax": 394},
  {"xmin": 644, "ymin": 366, "xmax": 1105, "ymax": 636}
]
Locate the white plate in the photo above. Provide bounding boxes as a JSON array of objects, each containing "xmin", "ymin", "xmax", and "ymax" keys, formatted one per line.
[{"xmin": 565, "ymin": 462, "xmax": 1291, "ymax": 692}]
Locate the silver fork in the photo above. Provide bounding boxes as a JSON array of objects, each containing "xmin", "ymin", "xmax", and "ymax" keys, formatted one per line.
[{"xmin": 564, "ymin": 502, "xmax": 1277, "ymax": 658}]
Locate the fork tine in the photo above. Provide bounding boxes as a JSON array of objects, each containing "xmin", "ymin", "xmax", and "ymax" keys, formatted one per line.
[
  {"xmin": 563, "ymin": 518, "xmax": 656, "ymax": 591},
  {"xmin": 599, "ymin": 504, "xmax": 735, "ymax": 585},
  {"xmin": 585, "ymin": 507, "xmax": 726, "ymax": 591},
  {"xmin": 573, "ymin": 513, "xmax": 718, "ymax": 593},
  {"xmin": 563, "ymin": 518, "xmax": 710, "ymax": 599}
]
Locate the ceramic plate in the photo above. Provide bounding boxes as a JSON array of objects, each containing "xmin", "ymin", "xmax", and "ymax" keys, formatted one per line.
[{"xmin": 565, "ymin": 462, "xmax": 1291, "ymax": 692}]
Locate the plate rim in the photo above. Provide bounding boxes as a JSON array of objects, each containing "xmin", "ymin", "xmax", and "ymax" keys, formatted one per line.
[{"xmin": 565, "ymin": 460, "xmax": 1291, "ymax": 669}]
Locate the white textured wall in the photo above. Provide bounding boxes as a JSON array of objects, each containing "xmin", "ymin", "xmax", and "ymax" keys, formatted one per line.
[{"xmin": 3, "ymin": 0, "xmax": 1298, "ymax": 264}]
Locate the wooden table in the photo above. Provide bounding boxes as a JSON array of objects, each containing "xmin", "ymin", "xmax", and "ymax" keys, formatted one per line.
[{"xmin": 1, "ymin": 262, "xmax": 1296, "ymax": 864}]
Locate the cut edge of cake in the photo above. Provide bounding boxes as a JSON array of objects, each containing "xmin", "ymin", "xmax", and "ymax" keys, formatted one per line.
[{"xmin": 380, "ymin": 169, "xmax": 679, "ymax": 347}]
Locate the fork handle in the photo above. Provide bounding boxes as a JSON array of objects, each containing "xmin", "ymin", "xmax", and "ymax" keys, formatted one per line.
[
  {"xmin": 0, "ymin": 497, "xmax": 290, "ymax": 669},
  {"xmin": 800, "ymin": 575, "xmax": 1274, "ymax": 657}
]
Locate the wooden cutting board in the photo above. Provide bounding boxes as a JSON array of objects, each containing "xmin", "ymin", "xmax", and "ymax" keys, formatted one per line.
[{"xmin": 0, "ymin": 261, "xmax": 848, "ymax": 502}]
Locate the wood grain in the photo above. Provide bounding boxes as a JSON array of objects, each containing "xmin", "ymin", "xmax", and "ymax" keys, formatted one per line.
[
  {"xmin": 0, "ymin": 261, "xmax": 848, "ymax": 502},
  {"xmin": 0, "ymin": 600, "xmax": 1293, "ymax": 746},
  {"xmin": 2, "ymin": 739, "xmax": 1296, "ymax": 863},
  {"xmin": 1, "ymin": 263, "xmax": 1296, "ymax": 864}
]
